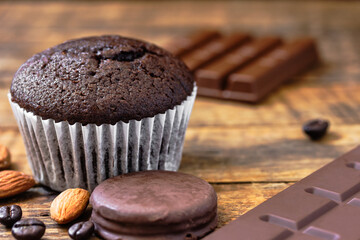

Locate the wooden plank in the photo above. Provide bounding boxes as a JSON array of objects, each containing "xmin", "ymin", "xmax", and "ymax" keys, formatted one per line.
[
  {"xmin": 213, "ymin": 183, "xmax": 291, "ymax": 224},
  {"xmin": 0, "ymin": 123, "xmax": 359, "ymax": 183},
  {"xmin": 0, "ymin": 183, "xmax": 291, "ymax": 239},
  {"xmin": 0, "ymin": 129, "xmax": 29, "ymax": 174},
  {"xmin": 190, "ymin": 86, "xmax": 360, "ymax": 127},
  {"xmin": 0, "ymin": 2, "xmax": 359, "ymax": 30},
  {"xmin": 0, "ymin": 90, "xmax": 16, "ymax": 128},
  {"xmin": 181, "ymin": 125, "xmax": 359, "ymax": 182},
  {"xmin": 3, "ymin": 84, "xmax": 360, "ymax": 128}
]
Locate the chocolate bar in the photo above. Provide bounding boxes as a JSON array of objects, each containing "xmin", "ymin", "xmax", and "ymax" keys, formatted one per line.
[
  {"xmin": 196, "ymin": 36, "xmax": 282, "ymax": 92},
  {"xmin": 204, "ymin": 146, "xmax": 360, "ymax": 240},
  {"xmin": 165, "ymin": 30, "xmax": 220, "ymax": 57},
  {"xmin": 180, "ymin": 33, "xmax": 251, "ymax": 71},
  {"xmin": 165, "ymin": 31, "xmax": 319, "ymax": 103},
  {"xmin": 223, "ymin": 38, "xmax": 318, "ymax": 102}
]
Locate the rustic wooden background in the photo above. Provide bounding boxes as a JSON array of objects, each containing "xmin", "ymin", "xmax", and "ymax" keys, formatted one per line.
[{"xmin": 1, "ymin": 1, "xmax": 360, "ymax": 239}]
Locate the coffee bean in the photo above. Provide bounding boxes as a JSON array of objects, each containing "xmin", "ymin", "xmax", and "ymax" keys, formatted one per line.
[
  {"xmin": 12, "ymin": 218, "xmax": 45, "ymax": 240},
  {"xmin": 303, "ymin": 119, "xmax": 329, "ymax": 140},
  {"xmin": 68, "ymin": 221, "xmax": 94, "ymax": 240},
  {"xmin": 0, "ymin": 205, "xmax": 22, "ymax": 227},
  {"xmin": 185, "ymin": 233, "xmax": 195, "ymax": 240}
]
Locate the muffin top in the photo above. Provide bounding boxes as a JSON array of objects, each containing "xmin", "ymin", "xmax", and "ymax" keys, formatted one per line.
[{"xmin": 10, "ymin": 35, "xmax": 194, "ymax": 125}]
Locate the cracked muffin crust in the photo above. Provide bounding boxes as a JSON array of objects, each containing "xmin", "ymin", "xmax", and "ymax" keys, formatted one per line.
[{"xmin": 10, "ymin": 35, "xmax": 195, "ymax": 125}]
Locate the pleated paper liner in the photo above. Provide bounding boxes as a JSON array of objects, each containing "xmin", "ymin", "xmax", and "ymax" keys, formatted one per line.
[{"xmin": 9, "ymin": 85, "xmax": 197, "ymax": 191}]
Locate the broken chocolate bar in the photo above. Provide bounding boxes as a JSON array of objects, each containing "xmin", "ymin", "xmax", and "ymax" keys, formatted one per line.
[
  {"xmin": 165, "ymin": 31, "xmax": 319, "ymax": 103},
  {"xmin": 204, "ymin": 146, "xmax": 360, "ymax": 240}
]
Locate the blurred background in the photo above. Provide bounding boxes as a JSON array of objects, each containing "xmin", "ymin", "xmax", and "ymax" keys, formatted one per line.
[
  {"xmin": 1, "ymin": 0, "xmax": 360, "ymax": 239},
  {"xmin": 1, "ymin": 1, "xmax": 359, "ymax": 85}
]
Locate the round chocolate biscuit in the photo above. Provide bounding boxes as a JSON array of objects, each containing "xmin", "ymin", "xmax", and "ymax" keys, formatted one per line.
[
  {"xmin": 11, "ymin": 35, "xmax": 194, "ymax": 125},
  {"xmin": 90, "ymin": 171, "xmax": 217, "ymax": 239}
]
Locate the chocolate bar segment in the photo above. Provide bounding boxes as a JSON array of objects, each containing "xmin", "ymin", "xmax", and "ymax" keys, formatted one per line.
[
  {"xmin": 223, "ymin": 38, "xmax": 319, "ymax": 102},
  {"xmin": 165, "ymin": 31, "xmax": 319, "ymax": 103},
  {"xmin": 180, "ymin": 33, "xmax": 251, "ymax": 71},
  {"xmin": 204, "ymin": 146, "xmax": 360, "ymax": 240},
  {"xmin": 195, "ymin": 36, "xmax": 282, "ymax": 91},
  {"xmin": 165, "ymin": 30, "xmax": 221, "ymax": 57}
]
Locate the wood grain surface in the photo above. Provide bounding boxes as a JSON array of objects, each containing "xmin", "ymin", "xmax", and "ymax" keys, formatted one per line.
[{"xmin": 0, "ymin": 1, "xmax": 360, "ymax": 239}]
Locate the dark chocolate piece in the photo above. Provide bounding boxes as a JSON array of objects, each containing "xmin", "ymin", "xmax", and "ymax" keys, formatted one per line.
[
  {"xmin": 195, "ymin": 36, "xmax": 282, "ymax": 91},
  {"xmin": 180, "ymin": 33, "xmax": 251, "ymax": 71},
  {"xmin": 204, "ymin": 146, "xmax": 360, "ymax": 240},
  {"xmin": 223, "ymin": 38, "xmax": 318, "ymax": 102},
  {"xmin": 165, "ymin": 30, "xmax": 221, "ymax": 57},
  {"xmin": 90, "ymin": 170, "xmax": 217, "ymax": 240},
  {"xmin": 303, "ymin": 119, "xmax": 330, "ymax": 140}
]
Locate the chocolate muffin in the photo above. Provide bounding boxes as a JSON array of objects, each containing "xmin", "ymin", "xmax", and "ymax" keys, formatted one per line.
[
  {"xmin": 9, "ymin": 35, "xmax": 197, "ymax": 191},
  {"xmin": 90, "ymin": 171, "xmax": 218, "ymax": 240}
]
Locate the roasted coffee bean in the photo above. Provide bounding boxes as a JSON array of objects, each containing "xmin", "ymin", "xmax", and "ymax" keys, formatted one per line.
[
  {"xmin": 303, "ymin": 119, "xmax": 329, "ymax": 140},
  {"xmin": 68, "ymin": 221, "xmax": 94, "ymax": 240},
  {"xmin": 0, "ymin": 205, "xmax": 22, "ymax": 227},
  {"xmin": 185, "ymin": 233, "xmax": 196, "ymax": 240},
  {"xmin": 12, "ymin": 218, "xmax": 45, "ymax": 240}
]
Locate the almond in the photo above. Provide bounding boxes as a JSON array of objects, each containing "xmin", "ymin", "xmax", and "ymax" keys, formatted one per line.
[
  {"xmin": 50, "ymin": 188, "xmax": 90, "ymax": 224},
  {"xmin": 0, "ymin": 145, "xmax": 11, "ymax": 170},
  {"xmin": 0, "ymin": 170, "xmax": 35, "ymax": 198}
]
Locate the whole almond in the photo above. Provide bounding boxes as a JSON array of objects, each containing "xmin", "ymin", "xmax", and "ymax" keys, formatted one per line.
[
  {"xmin": 0, "ymin": 145, "xmax": 11, "ymax": 170},
  {"xmin": 0, "ymin": 170, "xmax": 35, "ymax": 198},
  {"xmin": 50, "ymin": 188, "xmax": 90, "ymax": 224}
]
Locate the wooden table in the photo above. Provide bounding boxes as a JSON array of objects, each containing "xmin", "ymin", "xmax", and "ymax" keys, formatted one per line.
[{"xmin": 1, "ymin": 1, "xmax": 360, "ymax": 239}]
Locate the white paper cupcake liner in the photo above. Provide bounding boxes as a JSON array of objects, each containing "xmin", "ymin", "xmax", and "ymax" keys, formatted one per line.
[{"xmin": 8, "ymin": 86, "xmax": 197, "ymax": 192}]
